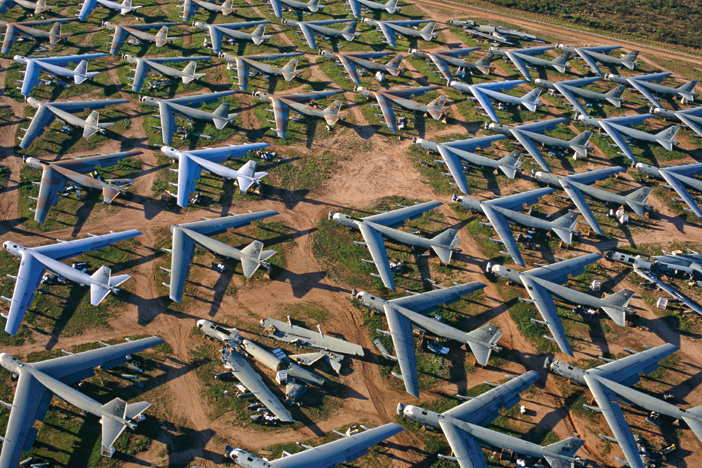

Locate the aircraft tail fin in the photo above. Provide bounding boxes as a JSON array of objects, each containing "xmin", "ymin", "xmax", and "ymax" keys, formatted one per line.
[
  {"xmin": 240, "ymin": 240, "xmax": 275, "ymax": 277},
  {"xmin": 323, "ymin": 100, "xmax": 343, "ymax": 126},
  {"xmin": 182, "ymin": 61, "xmax": 205, "ymax": 83},
  {"xmin": 155, "ymin": 26, "xmax": 170, "ymax": 47},
  {"xmin": 520, "ymin": 88, "xmax": 541, "ymax": 112},
  {"xmin": 677, "ymin": 80, "xmax": 698, "ymax": 102},
  {"xmin": 120, "ymin": 0, "xmax": 133, "ymax": 13},
  {"xmin": 551, "ymin": 52, "xmax": 570, "ymax": 73},
  {"xmin": 682, "ymin": 406, "xmax": 702, "ymax": 445},
  {"xmin": 544, "ymin": 437, "xmax": 585, "ymax": 458},
  {"xmin": 655, "ymin": 126, "xmax": 680, "ymax": 150},
  {"xmin": 419, "ymin": 22, "xmax": 436, "ymax": 41},
  {"xmin": 212, "ymin": 102, "xmax": 231, "ymax": 130},
  {"xmin": 605, "ymin": 84, "xmax": 626, "ymax": 107},
  {"xmin": 475, "ymin": 50, "xmax": 494, "ymax": 74},
  {"xmin": 73, "ymin": 60, "xmax": 95, "ymax": 84},
  {"xmin": 430, "ymin": 228, "xmax": 459, "ymax": 264},
  {"xmin": 281, "ymin": 58, "xmax": 299, "ymax": 81},
  {"xmin": 601, "ymin": 289, "xmax": 634, "ymax": 326},
  {"xmin": 307, "ymin": 0, "xmax": 321, "ymax": 11},
  {"xmin": 426, "ymin": 94, "xmax": 447, "ymax": 120},
  {"xmin": 385, "ymin": 0, "xmax": 399, "ymax": 13},
  {"xmin": 497, "ymin": 151, "xmax": 522, "ymax": 179},
  {"xmin": 49, "ymin": 22, "xmax": 62, "ymax": 45},
  {"xmin": 222, "ymin": 0, "xmax": 234, "ymax": 14},
  {"xmin": 621, "ymin": 50, "xmax": 638, "ymax": 69},
  {"xmin": 385, "ymin": 54, "xmax": 404, "ymax": 76},
  {"xmin": 569, "ymin": 131, "xmax": 592, "ymax": 157},
  {"xmin": 550, "ymin": 211, "xmax": 579, "ymax": 244},
  {"xmin": 35, "ymin": 0, "xmax": 50, "ymax": 14},
  {"xmin": 83, "ymin": 111, "xmax": 106, "ymax": 138},
  {"xmin": 102, "ymin": 185, "xmax": 122, "ymax": 204},
  {"xmin": 624, "ymin": 186, "xmax": 652, "ymax": 216},
  {"xmin": 251, "ymin": 24, "xmax": 267, "ymax": 45},
  {"xmin": 100, "ymin": 398, "xmax": 151, "ymax": 455},
  {"xmin": 89, "ymin": 266, "xmax": 129, "ymax": 306},
  {"xmin": 465, "ymin": 324, "xmax": 502, "ymax": 366},
  {"xmin": 342, "ymin": 21, "xmax": 357, "ymax": 41}
]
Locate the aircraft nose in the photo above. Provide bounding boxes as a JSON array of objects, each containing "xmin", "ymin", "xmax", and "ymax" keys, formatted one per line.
[
  {"xmin": 396, "ymin": 402, "xmax": 405, "ymax": 415},
  {"xmin": 534, "ymin": 171, "xmax": 543, "ymax": 179},
  {"xmin": 634, "ymin": 162, "xmax": 643, "ymax": 169},
  {"xmin": 491, "ymin": 264, "xmax": 502, "ymax": 275},
  {"xmin": 415, "ymin": 138, "xmax": 424, "ymax": 145}
]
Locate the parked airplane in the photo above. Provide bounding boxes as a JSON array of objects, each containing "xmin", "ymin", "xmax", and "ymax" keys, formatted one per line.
[
  {"xmin": 284, "ymin": 19, "xmax": 359, "ymax": 50},
  {"xmin": 194, "ymin": 20, "xmax": 271, "ymax": 53},
  {"xmin": 607, "ymin": 71, "xmax": 698, "ymax": 108},
  {"xmin": 635, "ymin": 162, "xmax": 702, "ymax": 218},
  {"xmin": 104, "ymin": 21, "xmax": 179, "ymax": 55},
  {"xmin": 0, "ymin": 0, "xmax": 54, "ymax": 14},
  {"xmin": 78, "ymin": 0, "xmax": 141, "ymax": 21},
  {"xmin": 450, "ymin": 79, "xmax": 540, "ymax": 123},
  {"xmin": 491, "ymin": 46, "xmax": 570, "ymax": 82},
  {"xmin": 355, "ymin": 283, "xmax": 501, "ymax": 397},
  {"xmin": 268, "ymin": 0, "xmax": 323, "ymax": 18},
  {"xmin": 0, "ymin": 336, "xmax": 164, "ymax": 467},
  {"xmin": 558, "ymin": 44, "xmax": 638, "ymax": 76},
  {"xmin": 320, "ymin": 50, "xmax": 403, "ymax": 85},
  {"xmin": 14, "ymin": 52, "xmax": 105, "ymax": 97},
  {"xmin": 181, "ymin": 0, "xmax": 233, "ymax": 21},
  {"xmin": 653, "ymin": 106, "xmax": 702, "ymax": 138},
  {"xmin": 220, "ymin": 52, "xmax": 303, "ymax": 92},
  {"xmin": 491, "ymin": 253, "xmax": 634, "ymax": 355},
  {"xmin": 535, "ymin": 77, "xmax": 626, "ymax": 116},
  {"xmin": 0, "ymin": 18, "xmax": 74, "ymax": 54},
  {"xmin": 19, "ymin": 97, "xmax": 129, "ymax": 149},
  {"xmin": 124, "ymin": 54, "xmax": 211, "ymax": 92},
  {"xmin": 24, "ymin": 151, "xmax": 140, "ymax": 223},
  {"xmin": 363, "ymin": 18, "xmax": 436, "ymax": 48},
  {"xmin": 346, "ymin": 0, "xmax": 401, "ymax": 18},
  {"xmin": 356, "ymin": 86, "xmax": 447, "ymax": 132},
  {"xmin": 1, "ymin": 229, "xmax": 142, "ymax": 335},
  {"xmin": 411, "ymin": 47, "xmax": 493, "ymax": 82},
  {"xmin": 141, "ymin": 90, "xmax": 238, "ymax": 145}
]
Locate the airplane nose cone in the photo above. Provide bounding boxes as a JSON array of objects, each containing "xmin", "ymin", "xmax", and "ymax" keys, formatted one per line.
[
  {"xmin": 396, "ymin": 402, "xmax": 405, "ymax": 415},
  {"xmin": 491, "ymin": 265, "xmax": 502, "ymax": 275},
  {"xmin": 634, "ymin": 162, "xmax": 643, "ymax": 169},
  {"xmin": 415, "ymin": 138, "xmax": 424, "ymax": 145},
  {"xmin": 534, "ymin": 171, "xmax": 543, "ymax": 179}
]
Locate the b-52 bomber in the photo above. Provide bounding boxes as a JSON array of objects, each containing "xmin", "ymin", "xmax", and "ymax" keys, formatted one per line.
[
  {"xmin": 254, "ymin": 89, "xmax": 344, "ymax": 139},
  {"xmin": 161, "ymin": 142, "xmax": 270, "ymax": 208},
  {"xmin": 269, "ymin": 0, "xmax": 323, "ymax": 19},
  {"xmin": 450, "ymin": 79, "xmax": 541, "ymax": 123},
  {"xmin": 225, "ymin": 423, "xmax": 404, "ymax": 467},
  {"xmin": 104, "ymin": 22, "xmax": 179, "ymax": 55},
  {"xmin": 455, "ymin": 188, "xmax": 580, "ymax": 267},
  {"xmin": 355, "ymin": 86, "xmax": 448, "ymax": 132},
  {"xmin": 488, "ymin": 118, "xmax": 592, "ymax": 171},
  {"xmin": 194, "ymin": 20, "xmax": 271, "ymax": 53},
  {"xmin": 355, "ymin": 283, "xmax": 502, "ymax": 397},
  {"xmin": 490, "ymin": 46, "xmax": 570, "ymax": 82},
  {"xmin": 284, "ymin": 19, "xmax": 359, "ymax": 50},
  {"xmin": 491, "ymin": 253, "xmax": 634, "ymax": 355},
  {"xmin": 78, "ymin": 0, "xmax": 141, "ymax": 21},
  {"xmin": 607, "ymin": 71, "xmax": 698, "ymax": 108},
  {"xmin": 346, "ymin": 0, "xmax": 401, "ymax": 18},
  {"xmin": 414, "ymin": 134, "xmax": 521, "ymax": 194},
  {"xmin": 162, "ymin": 211, "xmax": 278, "ymax": 302},
  {"xmin": 220, "ymin": 52, "xmax": 303, "ymax": 92},
  {"xmin": 0, "ymin": 0, "xmax": 54, "ymax": 14},
  {"xmin": 24, "ymin": 151, "xmax": 140, "ymax": 224},
  {"xmin": 124, "ymin": 54, "xmax": 211, "ymax": 93},
  {"xmin": 411, "ymin": 47, "xmax": 493, "ymax": 83},
  {"xmin": 399, "ymin": 371, "xmax": 586, "ymax": 468},
  {"xmin": 534, "ymin": 166, "xmax": 652, "ymax": 235},
  {"xmin": 635, "ymin": 162, "xmax": 702, "ymax": 218},
  {"xmin": 19, "ymin": 97, "xmax": 129, "ymax": 150},
  {"xmin": 534, "ymin": 77, "xmax": 626, "ymax": 117},
  {"xmin": 450, "ymin": 19, "xmax": 545, "ymax": 44},
  {"xmin": 0, "ymin": 336, "xmax": 164, "ymax": 467},
  {"xmin": 577, "ymin": 113, "xmax": 679, "ymax": 163},
  {"xmin": 557, "ymin": 45, "xmax": 639, "ymax": 76},
  {"xmin": 547, "ymin": 343, "xmax": 679, "ymax": 468},
  {"xmin": 0, "ymin": 18, "xmax": 74, "ymax": 54},
  {"xmin": 606, "ymin": 250, "xmax": 702, "ymax": 315},
  {"xmin": 653, "ymin": 106, "xmax": 702, "ymax": 138},
  {"xmin": 330, "ymin": 200, "xmax": 461, "ymax": 291},
  {"xmin": 363, "ymin": 18, "xmax": 436, "ymax": 48},
  {"xmin": 141, "ymin": 90, "xmax": 238, "ymax": 145},
  {"xmin": 180, "ymin": 0, "xmax": 233, "ymax": 22},
  {"xmin": 14, "ymin": 52, "xmax": 105, "ymax": 97},
  {"xmin": 1, "ymin": 229, "xmax": 142, "ymax": 335},
  {"xmin": 320, "ymin": 50, "xmax": 404, "ymax": 85}
]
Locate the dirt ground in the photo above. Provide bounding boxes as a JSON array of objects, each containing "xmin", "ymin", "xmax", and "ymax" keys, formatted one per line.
[{"xmin": 1, "ymin": 1, "xmax": 702, "ymax": 467}]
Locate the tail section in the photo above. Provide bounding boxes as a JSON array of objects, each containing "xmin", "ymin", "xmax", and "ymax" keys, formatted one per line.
[
  {"xmin": 155, "ymin": 26, "xmax": 170, "ymax": 47},
  {"xmin": 551, "ymin": 52, "xmax": 570, "ymax": 73},
  {"xmin": 83, "ymin": 111, "xmax": 104, "ymax": 138},
  {"xmin": 384, "ymin": 0, "xmax": 399, "ymax": 13},
  {"xmin": 430, "ymin": 228, "xmax": 460, "ymax": 264},
  {"xmin": 544, "ymin": 437, "xmax": 585, "ymax": 458},
  {"xmin": 677, "ymin": 80, "xmax": 698, "ymax": 103},
  {"xmin": 624, "ymin": 186, "xmax": 652, "ymax": 216},
  {"xmin": 605, "ymin": 84, "xmax": 626, "ymax": 107},
  {"xmin": 682, "ymin": 406, "xmax": 702, "ymax": 446},
  {"xmin": 655, "ymin": 126, "xmax": 680, "ymax": 150},
  {"xmin": 35, "ymin": 0, "xmax": 50, "ymax": 14},
  {"xmin": 621, "ymin": 50, "xmax": 638, "ymax": 69},
  {"xmin": 419, "ymin": 22, "xmax": 436, "ymax": 41},
  {"xmin": 212, "ymin": 102, "xmax": 231, "ymax": 129},
  {"xmin": 120, "ymin": 0, "xmax": 133, "ymax": 14},
  {"xmin": 550, "ymin": 211, "xmax": 579, "ymax": 244},
  {"xmin": 240, "ymin": 240, "xmax": 276, "ymax": 277},
  {"xmin": 569, "ymin": 131, "xmax": 592, "ymax": 157},
  {"xmin": 520, "ymin": 88, "xmax": 541, "ymax": 112},
  {"xmin": 281, "ymin": 58, "xmax": 299, "ymax": 81},
  {"xmin": 497, "ymin": 151, "xmax": 522, "ymax": 179},
  {"xmin": 102, "ymin": 185, "xmax": 121, "ymax": 204},
  {"xmin": 385, "ymin": 54, "xmax": 404, "ymax": 76},
  {"xmin": 100, "ymin": 398, "xmax": 151, "ymax": 457},
  {"xmin": 307, "ymin": 0, "xmax": 321, "ymax": 11},
  {"xmin": 49, "ymin": 22, "xmax": 62, "ymax": 45},
  {"xmin": 323, "ymin": 100, "xmax": 343, "ymax": 126},
  {"xmin": 465, "ymin": 324, "xmax": 502, "ymax": 366},
  {"xmin": 89, "ymin": 266, "xmax": 130, "ymax": 306},
  {"xmin": 601, "ymin": 289, "xmax": 634, "ymax": 326},
  {"xmin": 426, "ymin": 94, "xmax": 447, "ymax": 120},
  {"xmin": 475, "ymin": 50, "xmax": 494, "ymax": 74},
  {"xmin": 182, "ymin": 61, "xmax": 205, "ymax": 83},
  {"xmin": 251, "ymin": 24, "xmax": 267, "ymax": 45},
  {"xmin": 221, "ymin": 0, "xmax": 234, "ymax": 15},
  {"xmin": 341, "ymin": 21, "xmax": 357, "ymax": 41},
  {"xmin": 73, "ymin": 60, "xmax": 98, "ymax": 84}
]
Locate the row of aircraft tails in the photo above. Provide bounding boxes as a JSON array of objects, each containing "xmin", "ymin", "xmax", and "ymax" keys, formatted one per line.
[{"xmin": 3, "ymin": 0, "xmax": 702, "ymax": 467}]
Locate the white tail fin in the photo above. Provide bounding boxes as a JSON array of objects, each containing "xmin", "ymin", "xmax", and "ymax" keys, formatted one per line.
[
  {"xmin": 100, "ymin": 398, "xmax": 151, "ymax": 456},
  {"xmin": 281, "ymin": 58, "xmax": 298, "ymax": 81},
  {"xmin": 307, "ymin": 0, "xmax": 321, "ymax": 11},
  {"xmin": 621, "ymin": 50, "xmax": 638, "ymax": 69},
  {"xmin": 497, "ymin": 151, "xmax": 522, "ymax": 179},
  {"xmin": 384, "ymin": 0, "xmax": 399, "ymax": 13},
  {"xmin": 465, "ymin": 324, "xmax": 502, "ymax": 366},
  {"xmin": 601, "ymin": 289, "xmax": 634, "ymax": 326},
  {"xmin": 90, "ymin": 266, "xmax": 130, "ymax": 306},
  {"xmin": 221, "ymin": 0, "xmax": 234, "ymax": 14},
  {"xmin": 552, "ymin": 52, "xmax": 570, "ymax": 73},
  {"xmin": 251, "ymin": 24, "xmax": 267, "ymax": 45},
  {"xmin": 212, "ymin": 102, "xmax": 231, "ymax": 129},
  {"xmin": 520, "ymin": 88, "xmax": 541, "ymax": 112},
  {"xmin": 83, "ymin": 111, "xmax": 102, "ymax": 138},
  {"xmin": 605, "ymin": 85, "xmax": 626, "ymax": 107},
  {"xmin": 419, "ymin": 22, "xmax": 436, "ymax": 40},
  {"xmin": 323, "ymin": 100, "xmax": 343, "ymax": 126},
  {"xmin": 430, "ymin": 228, "xmax": 459, "ymax": 264},
  {"xmin": 240, "ymin": 240, "xmax": 276, "ymax": 277},
  {"xmin": 550, "ymin": 211, "xmax": 579, "ymax": 244},
  {"xmin": 49, "ymin": 22, "xmax": 62, "ymax": 44},
  {"xmin": 73, "ymin": 60, "xmax": 90, "ymax": 84},
  {"xmin": 155, "ymin": 26, "xmax": 169, "ymax": 47},
  {"xmin": 655, "ymin": 126, "xmax": 680, "ymax": 150},
  {"xmin": 120, "ymin": 0, "xmax": 133, "ymax": 14},
  {"xmin": 569, "ymin": 131, "xmax": 592, "ymax": 157},
  {"xmin": 624, "ymin": 186, "xmax": 652, "ymax": 216},
  {"xmin": 341, "ymin": 21, "xmax": 357, "ymax": 41}
]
